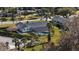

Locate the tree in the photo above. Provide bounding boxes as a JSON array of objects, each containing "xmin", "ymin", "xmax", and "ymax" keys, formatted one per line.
[
  {"xmin": 12, "ymin": 37, "xmax": 20, "ymax": 50},
  {"xmin": 11, "ymin": 13, "xmax": 15, "ymax": 23},
  {"xmin": 17, "ymin": 41, "xmax": 20, "ymax": 51},
  {"xmin": 59, "ymin": 16, "xmax": 79, "ymax": 51},
  {"xmin": 59, "ymin": 32, "xmax": 73, "ymax": 51},
  {"xmin": 5, "ymin": 42, "xmax": 9, "ymax": 49},
  {"xmin": 55, "ymin": 7, "xmax": 76, "ymax": 17},
  {"xmin": 36, "ymin": 7, "xmax": 52, "ymax": 20},
  {"xmin": 0, "ymin": 18, "xmax": 6, "ymax": 25},
  {"xmin": 47, "ymin": 22, "xmax": 53, "ymax": 43},
  {"xmin": 36, "ymin": 8, "xmax": 45, "ymax": 20},
  {"xmin": 21, "ymin": 38, "xmax": 26, "ymax": 48},
  {"xmin": 9, "ymin": 8, "xmax": 17, "ymax": 23}
]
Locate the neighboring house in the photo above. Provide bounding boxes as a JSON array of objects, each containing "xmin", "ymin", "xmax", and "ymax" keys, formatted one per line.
[
  {"xmin": 0, "ymin": 12, "xmax": 4, "ymax": 17},
  {"xmin": 16, "ymin": 22, "xmax": 49, "ymax": 35},
  {"xmin": 17, "ymin": 10, "xmax": 25, "ymax": 15},
  {"xmin": 52, "ymin": 15, "xmax": 68, "ymax": 30},
  {"xmin": 0, "ymin": 12, "xmax": 14, "ymax": 17}
]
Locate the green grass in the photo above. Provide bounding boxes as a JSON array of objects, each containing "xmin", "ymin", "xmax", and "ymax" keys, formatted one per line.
[
  {"xmin": 0, "ymin": 23, "xmax": 16, "ymax": 28},
  {"xmin": 25, "ymin": 26, "xmax": 61, "ymax": 51},
  {"xmin": 38, "ymin": 26, "xmax": 61, "ymax": 46},
  {"xmin": 25, "ymin": 45, "xmax": 43, "ymax": 51},
  {"xmin": 52, "ymin": 26, "xmax": 61, "ymax": 46},
  {"xmin": 16, "ymin": 14, "xmax": 40, "ymax": 20}
]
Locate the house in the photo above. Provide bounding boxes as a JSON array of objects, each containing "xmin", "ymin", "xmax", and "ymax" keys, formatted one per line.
[
  {"xmin": 52, "ymin": 15, "xmax": 68, "ymax": 30},
  {"xmin": 16, "ymin": 22, "xmax": 49, "ymax": 35}
]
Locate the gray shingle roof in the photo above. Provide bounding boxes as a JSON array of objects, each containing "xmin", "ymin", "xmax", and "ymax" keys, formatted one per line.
[
  {"xmin": 26, "ymin": 21, "xmax": 48, "ymax": 27},
  {"xmin": 30, "ymin": 26, "xmax": 48, "ymax": 32},
  {"xmin": 16, "ymin": 22, "xmax": 48, "ymax": 33},
  {"xmin": 52, "ymin": 15, "xmax": 67, "ymax": 25}
]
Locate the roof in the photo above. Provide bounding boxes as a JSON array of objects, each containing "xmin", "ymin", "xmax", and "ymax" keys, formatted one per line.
[
  {"xmin": 30, "ymin": 26, "xmax": 48, "ymax": 32},
  {"xmin": 26, "ymin": 21, "xmax": 48, "ymax": 27},
  {"xmin": 16, "ymin": 22, "xmax": 48, "ymax": 33},
  {"xmin": 52, "ymin": 15, "xmax": 67, "ymax": 25},
  {"xmin": 16, "ymin": 22, "xmax": 26, "ymax": 29}
]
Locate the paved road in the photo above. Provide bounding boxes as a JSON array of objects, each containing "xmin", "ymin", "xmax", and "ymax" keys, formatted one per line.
[
  {"xmin": 0, "ymin": 18, "xmax": 52, "ymax": 25},
  {"xmin": 0, "ymin": 18, "xmax": 40, "ymax": 25}
]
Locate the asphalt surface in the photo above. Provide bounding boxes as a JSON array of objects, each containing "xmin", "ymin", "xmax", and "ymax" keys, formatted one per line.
[{"xmin": 0, "ymin": 18, "xmax": 51, "ymax": 25}]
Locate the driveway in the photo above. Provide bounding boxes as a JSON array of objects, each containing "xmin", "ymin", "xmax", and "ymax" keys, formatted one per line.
[{"xmin": 0, "ymin": 36, "xmax": 15, "ymax": 49}]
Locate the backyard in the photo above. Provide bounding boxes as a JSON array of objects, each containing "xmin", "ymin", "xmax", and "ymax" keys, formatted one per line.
[
  {"xmin": 0, "ymin": 24, "xmax": 61, "ymax": 51},
  {"xmin": 1, "ymin": 7, "xmax": 78, "ymax": 51},
  {"xmin": 24, "ymin": 26, "xmax": 61, "ymax": 51},
  {"xmin": 0, "ymin": 8, "xmax": 62, "ymax": 50}
]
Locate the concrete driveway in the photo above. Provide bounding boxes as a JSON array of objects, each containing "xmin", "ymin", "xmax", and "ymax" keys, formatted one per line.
[{"xmin": 0, "ymin": 36, "xmax": 15, "ymax": 50}]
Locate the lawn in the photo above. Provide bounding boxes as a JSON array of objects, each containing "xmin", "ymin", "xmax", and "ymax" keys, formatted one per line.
[
  {"xmin": 16, "ymin": 14, "xmax": 40, "ymax": 20},
  {"xmin": 38, "ymin": 26, "xmax": 61, "ymax": 46},
  {"xmin": 25, "ymin": 45, "xmax": 43, "ymax": 51},
  {"xmin": 24, "ymin": 26, "xmax": 61, "ymax": 51},
  {"xmin": 0, "ymin": 23, "xmax": 15, "ymax": 28},
  {"xmin": 52, "ymin": 26, "xmax": 61, "ymax": 46}
]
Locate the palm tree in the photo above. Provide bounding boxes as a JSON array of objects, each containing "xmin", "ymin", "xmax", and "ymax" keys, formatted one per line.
[
  {"xmin": 10, "ymin": 8, "xmax": 17, "ymax": 23},
  {"xmin": 1, "ymin": 8, "xmax": 6, "ymax": 24},
  {"xmin": 26, "ymin": 21, "xmax": 29, "ymax": 31},
  {"xmin": 36, "ymin": 8, "xmax": 45, "ymax": 20},
  {"xmin": 11, "ymin": 13, "xmax": 15, "ymax": 23},
  {"xmin": 47, "ymin": 22, "xmax": 52, "ymax": 43}
]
